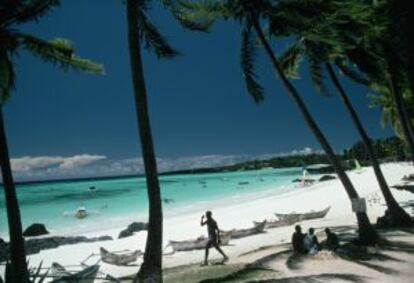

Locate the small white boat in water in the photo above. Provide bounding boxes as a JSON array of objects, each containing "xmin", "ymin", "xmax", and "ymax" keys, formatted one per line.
[
  {"xmin": 88, "ymin": 186, "xmax": 98, "ymax": 192},
  {"xmin": 75, "ymin": 206, "xmax": 88, "ymax": 219}
]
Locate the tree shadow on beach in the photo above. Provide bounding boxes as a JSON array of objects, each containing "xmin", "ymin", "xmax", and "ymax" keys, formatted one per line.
[
  {"xmin": 198, "ymin": 264, "xmax": 277, "ymax": 283},
  {"xmin": 381, "ymin": 239, "xmax": 414, "ymax": 255},
  {"xmin": 239, "ymin": 244, "xmax": 286, "ymax": 257},
  {"xmin": 247, "ymin": 273, "xmax": 366, "ymax": 283},
  {"xmin": 245, "ymin": 248, "xmax": 306, "ymax": 271},
  {"xmin": 335, "ymin": 243, "xmax": 406, "ymax": 275}
]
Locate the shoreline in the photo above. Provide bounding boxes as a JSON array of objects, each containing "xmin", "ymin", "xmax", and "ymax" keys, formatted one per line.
[{"xmin": 1, "ymin": 162, "xmax": 413, "ymax": 280}]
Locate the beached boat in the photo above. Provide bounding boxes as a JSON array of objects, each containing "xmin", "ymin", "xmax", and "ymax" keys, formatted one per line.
[
  {"xmin": 220, "ymin": 220, "xmax": 266, "ymax": 239},
  {"xmin": 50, "ymin": 262, "xmax": 99, "ymax": 283},
  {"xmin": 75, "ymin": 207, "xmax": 88, "ymax": 219},
  {"xmin": 274, "ymin": 207, "xmax": 330, "ymax": 222},
  {"xmin": 253, "ymin": 217, "xmax": 298, "ymax": 229},
  {"xmin": 100, "ymin": 247, "xmax": 141, "ymax": 266},
  {"xmin": 168, "ymin": 231, "xmax": 233, "ymax": 252}
]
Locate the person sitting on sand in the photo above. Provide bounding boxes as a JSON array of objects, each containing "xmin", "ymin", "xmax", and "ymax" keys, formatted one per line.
[
  {"xmin": 291, "ymin": 225, "xmax": 306, "ymax": 254},
  {"xmin": 324, "ymin": 228, "xmax": 339, "ymax": 251},
  {"xmin": 304, "ymin": 228, "xmax": 320, "ymax": 254},
  {"xmin": 200, "ymin": 211, "xmax": 228, "ymax": 265}
]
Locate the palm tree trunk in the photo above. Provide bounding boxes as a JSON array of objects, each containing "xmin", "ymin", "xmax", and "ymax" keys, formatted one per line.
[
  {"xmin": 126, "ymin": 0, "xmax": 163, "ymax": 282},
  {"xmin": 383, "ymin": 47, "xmax": 414, "ymax": 161},
  {"xmin": 388, "ymin": 70, "xmax": 414, "ymax": 162},
  {"xmin": 326, "ymin": 63, "xmax": 412, "ymax": 226},
  {"xmin": 0, "ymin": 105, "xmax": 29, "ymax": 282},
  {"xmin": 250, "ymin": 14, "xmax": 378, "ymax": 245}
]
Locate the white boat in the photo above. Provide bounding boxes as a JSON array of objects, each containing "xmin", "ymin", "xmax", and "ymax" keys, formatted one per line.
[
  {"xmin": 354, "ymin": 159, "xmax": 365, "ymax": 174},
  {"xmin": 220, "ymin": 220, "xmax": 266, "ymax": 239},
  {"xmin": 168, "ymin": 231, "xmax": 233, "ymax": 252},
  {"xmin": 100, "ymin": 247, "xmax": 141, "ymax": 266},
  {"xmin": 88, "ymin": 186, "xmax": 98, "ymax": 192},
  {"xmin": 274, "ymin": 207, "xmax": 331, "ymax": 222},
  {"xmin": 50, "ymin": 262, "xmax": 99, "ymax": 283},
  {"xmin": 75, "ymin": 207, "xmax": 88, "ymax": 219},
  {"xmin": 295, "ymin": 168, "xmax": 316, "ymax": 188}
]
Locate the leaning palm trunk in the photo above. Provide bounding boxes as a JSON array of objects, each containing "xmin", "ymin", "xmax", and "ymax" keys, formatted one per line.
[
  {"xmin": 127, "ymin": 0, "xmax": 163, "ymax": 282},
  {"xmin": 384, "ymin": 48, "xmax": 414, "ymax": 162},
  {"xmin": 388, "ymin": 72, "xmax": 414, "ymax": 162},
  {"xmin": 326, "ymin": 63, "xmax": 412, "ymax": 226},
  {"xmin": 250, "ymin": 14, "xmax": 378, "ymax": 244},
  {"xmin": 0, "ymin": 105, "xmax": 29, "ymax": 282}
]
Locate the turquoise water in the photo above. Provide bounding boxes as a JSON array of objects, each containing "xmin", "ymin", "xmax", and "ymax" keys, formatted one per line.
[{"xmin": 0, "ymin": 167, "xmax": 301, "ymax": 237}]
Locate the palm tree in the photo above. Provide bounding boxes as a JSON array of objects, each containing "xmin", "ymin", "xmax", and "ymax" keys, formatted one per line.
[
  {"xmin": 0, "ymin": 1, "xmax": 103, "ymax": 281},
  {"xmin": 326, "ymin": 64, "xmax": 412, "ymax": 226},
  {"xmin": 177, "ymin": 0, "xmax": 378, "ymax": 245},
  {"xmin": 269, "ymin": 0, "xmax": 411, "ymax": 226},
  {"xmin": 370, "ymin": 86, "xmax": 414, "ymax": 145},
  {"xmin": 343, "ymin": 0, "xmax": 414, "ymax": 161},
  {"xmin": 125, "ymin": 0, "xmax": 184, "ymax": 281}
]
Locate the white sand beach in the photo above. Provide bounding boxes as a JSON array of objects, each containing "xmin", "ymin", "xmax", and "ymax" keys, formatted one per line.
[{"xmin": 3, "ymin": 162, "xmax": 414, "ymax": 282}]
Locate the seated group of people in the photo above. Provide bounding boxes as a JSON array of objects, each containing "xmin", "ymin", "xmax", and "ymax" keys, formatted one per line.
[{"xmin": 291, "ymin": 225, "xmax": 339, "ymax": 254}]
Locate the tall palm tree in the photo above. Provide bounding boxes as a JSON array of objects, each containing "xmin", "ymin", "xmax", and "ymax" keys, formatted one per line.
[
  {"xmin": 178, "ymin": 0, "xmax": 378, "ymax": 244},
  {"xmin": 381, "ymin": 0, "xmax": 414, "ymax": 141},
  {"xmin": 326, "ymin": 63, "xmax": 412, "ymax": 226},
  {"xmin": 0, "ymin": 1, "xmax": 103, "ymax": 281},
  {"xmin": 125, "ymin": 0, "xmax": 184, "ymax": 281},
  {"xmin": 269, "ymin": 0, "xmax": 412, "ymax": 226},
  {"xmin": 343, "ymin": 0, "xmax": 414, "ymax": 161}
]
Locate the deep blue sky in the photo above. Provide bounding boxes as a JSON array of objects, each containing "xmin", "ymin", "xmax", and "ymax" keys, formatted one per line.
[{"xmin": 5, "ymin": 0, "xmax": 392, "ymax": 163}]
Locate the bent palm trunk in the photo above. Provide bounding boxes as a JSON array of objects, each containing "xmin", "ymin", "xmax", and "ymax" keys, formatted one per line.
[
  {"xmin": 250, "ymin": 14, "xmax": 378, "ymax": 245},
  {"xmin": 0, "ymin": 106, "xmax": 29, "ymax": 282},
  {"xmin": 326, "ymin": 63, "xmax": 412, "ymax": 226},
  {"xmin": 384, "ymin": 48, "xmax": 414, "ymax": 161},
  {"xmin": 127, "ymin": 0, "xmax": 163, "ymax": 281}
]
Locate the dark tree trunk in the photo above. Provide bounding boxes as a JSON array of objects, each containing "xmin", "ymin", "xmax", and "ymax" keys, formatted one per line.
[
  {"xmin": 0, "ymin": 105, "xmax": 29, "ymax": 282},
  {"xmin": 250, "ymin": 14, "xmax": 378, "ymax": 245},
  {"xmin": 383, "ymin": 46, "xmax": 414, "ymax": 161},
  {"xmin": 388, "ymin": 69, "xmax": 414, "ymax": 162},
  {"xmin": 326, "ymin": 63, "xmax": 412, "ymax": 226},
  {"xmin": 126, "ymin": 0, "xmax": 163, "ymax": 282}
]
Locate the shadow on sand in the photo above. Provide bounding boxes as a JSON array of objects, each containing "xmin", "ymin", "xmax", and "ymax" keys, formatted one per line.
[{"xmin": 248, "ymin": 273, "xmax": 366, "ymax": 283}]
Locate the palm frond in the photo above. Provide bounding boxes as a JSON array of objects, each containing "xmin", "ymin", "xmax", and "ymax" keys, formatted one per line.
[
  {"xmin": 172, "ymin": 8, "xmax": 215, "ymax": 31},
  {"xmin": 2, "ymin": 0, "xmax": 60, "ymax": 27},
  {"xmin": 335, "ymin": 58, "xmax": 370, "ymax": 85},
  {"xmin": 137, "ymin": 10, "xmax": 179, "ymax": 58},
  {"xmin": 0, "ymin": 53, "xmax": 15, "ymax": 103},
  {"xmin": 304, "ymin": 40, "xmax": 330, "ymax": 96},
  {"xmin": 21, "ymin": 34, "xmax": 104, "ymax": 74},
  {"xmin": 177, "ymin": 0, "xmax": 228, "ymax": 18},
  {"xmin": 161, "ymin": 0, "xmax": 215, "ymax": 31},
  {"xmin": 240, "ymin": 23, "xmax": 264, "ymax": 103},
  {"xmin": 278, "ymin": 40, "xmax": 303, "ymax": 79}
]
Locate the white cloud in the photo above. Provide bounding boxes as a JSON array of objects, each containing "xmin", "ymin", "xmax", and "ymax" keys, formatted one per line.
[
  {"xmin": 5, "ymin": 147, "xmax": 323, "ymax": 181},
  {"xmin": 10, "ymin": 154, "xmax": 107, "ymax": 180},
  {"xmin": 11, "ymin": 156, "xmax": 63, "ymax": 172},
  {"xmin": 57, "ymin": 154, "xmax": 107, "ymax": 170}
]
